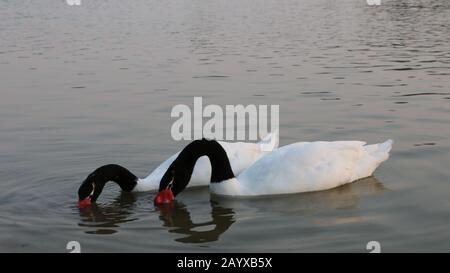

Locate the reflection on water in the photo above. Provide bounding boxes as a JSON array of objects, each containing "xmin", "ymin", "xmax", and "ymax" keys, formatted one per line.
[
  {"xmin": 157, "ymin": 200, "xmax": 235, "ymax": 244},
  {"xmin": 78, "ymin": 192, "xmax": 138, "ymax": 234},
  {"xmin": 212, "ymin": 176, "xmax": 387, "ymax": 215},
  {"xmin": 76, "ymin": 176, "xmax": 385, "ymax": 243}
]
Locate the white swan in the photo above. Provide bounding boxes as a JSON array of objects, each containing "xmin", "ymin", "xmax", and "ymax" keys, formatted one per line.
[
  {"xmin": 77, "ymin": 131, "xmax": 279, "ymax": 206},
  {"xmin": 154, "ymin": 138, "xmax": 393, "ymax": 202}
]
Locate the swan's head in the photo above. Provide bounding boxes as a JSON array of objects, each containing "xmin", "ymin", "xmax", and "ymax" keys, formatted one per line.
[
  {"xmin": 78, "ymin": 174, "xmax": 103, "ymax": 208},
  {"xmin": 154, "ymin": 168, "xmax": 187, "ymax": 205},
  {"xmin": 154, "ymin": 188, "xmax": 175, "ymax": 205},
  {"xmin": 77, "ymin": 164, "xmax": 138, "ymax": 208},
  {"xmin": 78, "ymin": 180, "xmax": 94, "ymax": 207}
]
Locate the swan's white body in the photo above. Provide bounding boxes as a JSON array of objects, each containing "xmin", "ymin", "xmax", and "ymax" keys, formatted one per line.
[
  {"xmin": 133, "ymin": 131, "xmax": 279, "ymax": 192},
  {"xmin": 210, "ymin": 140, "xmax": 393, "ymax": 196}
]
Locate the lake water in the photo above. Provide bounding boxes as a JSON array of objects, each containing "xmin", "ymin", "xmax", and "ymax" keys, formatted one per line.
[{"xmin": 1, "ymin": 0, "xmax": 450, "ymax": 252}]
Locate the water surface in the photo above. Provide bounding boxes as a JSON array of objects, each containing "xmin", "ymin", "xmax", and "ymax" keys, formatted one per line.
[{"xmin": 1, "ymin": 0, "xmax": 450, "ymax": 252}]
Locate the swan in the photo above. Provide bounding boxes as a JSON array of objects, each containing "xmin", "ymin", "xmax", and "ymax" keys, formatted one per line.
[
  {"xmin": 154, "ymin": 138, "xmax": 393, "ymax": 203},
  {"xmin": 77, "ymin": 131, "xmax": 279, "ymax": 206}
]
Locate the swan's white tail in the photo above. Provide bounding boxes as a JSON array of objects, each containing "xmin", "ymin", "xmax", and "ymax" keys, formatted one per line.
[
  {"xmin": 354, "ymin": 139, "xmax": 393, "ymax": 180},
  {"xmin": 258, "ymin": 129, "xmax": 279, "ymax": 152},
  {"xmin": 366, "ymin": 139, "xmax": 393, "ymax": 162}
]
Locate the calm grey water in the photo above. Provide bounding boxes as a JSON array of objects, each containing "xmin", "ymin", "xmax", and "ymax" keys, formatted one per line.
[{"xmin": 1, "ymin": 0, "xmax": 450, "ymax": 252}]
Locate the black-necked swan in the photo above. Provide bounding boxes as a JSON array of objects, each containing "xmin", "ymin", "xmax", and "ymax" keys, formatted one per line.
[
  {"xmin": 154, "ymin": 138, "xmax": 393, "ymax": 203},
  {"xmin": 77, "ymin": 131, "xmax": 279, "ymax": 206}
]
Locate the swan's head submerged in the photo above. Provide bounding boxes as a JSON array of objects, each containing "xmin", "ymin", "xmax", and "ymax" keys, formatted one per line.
[
  {"xmin": 154, "ymin": 168, "xmax": 182, "ymax": 205},
  {"xmin": 77, "ymin": 164, "xmax": 138, "ymax": 208},
  {"xmin": 154, "ymin": 189, "xmax": 175, "ymax": 205},
  {"xmin": 78, "ymin": 174, "xmax": 102, "ymax": 208}
]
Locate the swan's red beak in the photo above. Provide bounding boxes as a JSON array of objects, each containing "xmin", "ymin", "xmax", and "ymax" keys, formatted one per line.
[
  {"xmin": 154, "ymin": 189, "xmax": 174, "ymax": 205},
  {"xmin": 78, "ymin": 198, "xmax": 92, "ymax": 208}
]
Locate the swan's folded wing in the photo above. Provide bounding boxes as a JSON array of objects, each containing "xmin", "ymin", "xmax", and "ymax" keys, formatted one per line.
[{"xmin": 237, "ymin": 141, "xmax": 366, "ymax": 196}]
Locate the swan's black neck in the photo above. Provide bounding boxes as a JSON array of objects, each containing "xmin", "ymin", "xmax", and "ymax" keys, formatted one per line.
[
  {"xmin": 159, "ymin": 139, "xmax": 235, "ymax": 196},
  {"xmin": 78, "ymin": 164, "xmax": 138, "ymax": 202}
]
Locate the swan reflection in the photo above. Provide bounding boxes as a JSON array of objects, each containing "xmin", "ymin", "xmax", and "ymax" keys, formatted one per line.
[
  {"xmin": 156, "ymin": 176, "xmax": 386, "ymax": 243},
  {"xmin": 156, "ymin": 200, "xmax": 235, "ymax": 244},
  {"xmin": 77, "ymin": 192, "xmax": 138, "ymax": 234},
  {"xmin": 77, "ymin": 176, "xmax": 386, "ymax": 240},
  {"xmin": 211, "ymin": 176, "xmax": 387, "ymax": 215}
]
